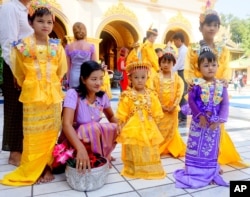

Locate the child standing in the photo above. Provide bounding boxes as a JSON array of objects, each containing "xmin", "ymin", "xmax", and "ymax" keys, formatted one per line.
[
  {"xmin": 153, "ymin": 51, "xmax": 186, "ymax": 158},
  {"xmin": 0, "ymin": 0, "xmax": 67, "ymax": 186},
  {"xmin": 116, "ymin": 61, "xmax": 165, "ymax": 179},
  {"xmin": 100, "ymin": 60, "xmax": 112, "ymax": 99},
  {"xmin": 174, "ymin": 47, "xmax": 229, "ymax": 188}
]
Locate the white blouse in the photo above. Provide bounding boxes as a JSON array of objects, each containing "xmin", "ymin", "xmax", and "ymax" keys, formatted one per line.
[{"xmin": 0, "ymin": 0, "xmax": 34, "ymax": 66}]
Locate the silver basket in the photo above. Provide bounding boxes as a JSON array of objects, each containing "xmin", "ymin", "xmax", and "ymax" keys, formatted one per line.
[{"xmin": 65, "ymin": 157, "xmax": 109, "ymax": 191}]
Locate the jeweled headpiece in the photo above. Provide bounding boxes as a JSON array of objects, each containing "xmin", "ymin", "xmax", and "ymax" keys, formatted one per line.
[
  {"xmin": 126, "ymin": 61, "xmax": 151, "ymax": 75},
  {"xmin": 28, "ymin": 0, "xmax": 54, "ymax": 20},
  {"xmin": 199, "ymin": 0, "xmax": 218, "ymax": 23}
]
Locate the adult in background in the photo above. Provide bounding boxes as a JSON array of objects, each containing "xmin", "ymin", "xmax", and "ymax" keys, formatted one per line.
[
  {"xmin": 117, "ymin": 47, "xmax": 129, "ymax": 92},
  {"xmin": 66, "ymin": 22, "xmax": 97, "ymax": 88},
  {"xmin": 172, "ymin": 32, "xmax": 188, "ymax": 125},
  {"xmin": 0, "ymin": 0, "xmax": 34, "ymax": 166}
]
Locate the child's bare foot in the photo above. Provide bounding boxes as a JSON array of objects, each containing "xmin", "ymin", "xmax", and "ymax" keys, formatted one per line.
[
  {"xmin": 36, "ymin": 166, "xmax": 54, "ymax": 184},
  {"xmin": 8, "ymin": 152, "xmax": 21, "ymax": 166}
]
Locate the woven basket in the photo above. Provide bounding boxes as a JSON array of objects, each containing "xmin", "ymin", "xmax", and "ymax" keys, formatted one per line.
[{"xmin": 65, "ymin": 157, "xmax": 109, "ymax": 191}]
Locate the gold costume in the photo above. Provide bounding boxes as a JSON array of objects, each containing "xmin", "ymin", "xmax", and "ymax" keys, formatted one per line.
[
  {"xmin": 141, "ymin": 40, "xmax": 159, "ymax": 89},
  {"xmin": 1, "ymin": 36, "xmax": 67, "ymax": 186},
  {"xmin": 154, "ymin": 72, "xmax": 186, "ymax": 157},
  {"xmin": 184, "ymin": 43, "xmax": 246, "ymax": 166},
  {"xmin": 101, "ymin": 70, "xmax": 112, "ymax": 99},
  {"xmin": 116, "ymin": 88, "xmax": 166, "ymax": 179}
]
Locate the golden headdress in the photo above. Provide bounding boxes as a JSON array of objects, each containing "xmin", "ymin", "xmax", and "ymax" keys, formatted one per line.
[
  {"xmin": 199, "ymin": 0, "xmax": 218, "ymax": 23},
  {"xmin": 28, "ymin": 0, "xmax": 54, "ymax": 20},
  {"xmin": 146, "ymin": 24, "xmax": 158, "ymax": 36},
  {"xmin": 126, "ymin": 61, "xmax": 151, "ymax": 75}
]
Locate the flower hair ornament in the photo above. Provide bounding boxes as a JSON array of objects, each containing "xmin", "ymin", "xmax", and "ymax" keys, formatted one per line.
[
  {"xmin": 28, "ymin": 0, "xmax": 55, "ymax": 21},
  {"xmin": 199, "ymin": 0, "xmax": 218, "ymax": 23},
  {"xmin": 126, "ymin": 61, "xmax": 151, "ymax": 75}
]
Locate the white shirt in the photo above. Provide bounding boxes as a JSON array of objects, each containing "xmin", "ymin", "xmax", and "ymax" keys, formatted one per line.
[
  {"xmin": 0, "ymin": 0, "xmax": 33, "ymax": 66},
  {"xmin": 172, "ymin": 44, "xmax": 187, "ymax": 72}
]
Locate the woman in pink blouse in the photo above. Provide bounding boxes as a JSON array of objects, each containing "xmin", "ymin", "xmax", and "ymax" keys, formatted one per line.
[{"xmin": 62, "ymin": 60, "xmax": 117, "ymax": 172}]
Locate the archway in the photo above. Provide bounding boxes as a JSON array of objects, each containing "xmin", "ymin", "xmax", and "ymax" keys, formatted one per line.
[
  {"xmin": 164, "ymin": 28, "xmax": 190, "ymax": 47},
  {"xmin": 99, "ymin": 20, "xmax": 139, "ymax": 71}
]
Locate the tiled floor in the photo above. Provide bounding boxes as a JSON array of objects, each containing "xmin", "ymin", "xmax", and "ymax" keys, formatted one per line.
[{"xmin": 0, "ymin": 86, "xmax": 250, "ymax": 197}]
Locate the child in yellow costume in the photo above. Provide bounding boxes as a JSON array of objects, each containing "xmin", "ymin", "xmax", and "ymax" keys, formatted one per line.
[
  {"xmin": 141, "ymin": 27, "xmax": 160, "ymax": 89},
  {"xmin": 100, "ymin": 61, "xmax": 112, "ymax": 99},
  {"xmin": 153, "ymin": 51, "xmax": 186, "ymax": 157},
  {"xmin": 0, "ymin": 0, "xmax": 67, "ymax": 186},
  {"xmin": 184, "ymin": 6, "xmax": 246, "ymax": 167},
  {"xmin": 116, "ymin": 61, "xmax": 166, "ymax": 179}
]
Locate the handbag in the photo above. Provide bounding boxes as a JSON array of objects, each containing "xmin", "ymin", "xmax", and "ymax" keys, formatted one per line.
[{"xmin": 113, "ymin": 70, "xmax": 123, "ymax": 81}]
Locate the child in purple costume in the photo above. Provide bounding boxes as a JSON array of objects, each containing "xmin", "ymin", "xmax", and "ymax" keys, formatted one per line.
[{"xmin": 174, "ymin": 46, "xmax": 229, "ymax": 188}]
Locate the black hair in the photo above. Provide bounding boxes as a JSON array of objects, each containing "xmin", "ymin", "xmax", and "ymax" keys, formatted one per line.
[
  {"xmin": 75, "ymin": 60, "xmax": 105, "ymax": 99},
  {"xmin": 200, "ymin": 14, "xmax": 220, "ymax": 28},
  {"xmin": 158, "ymin": 52, "xmax": 176, "ymax": 65},
  {"xmin": 198, "ymin": 50, "xmax": 217, "ymax": 68},
  {"xmin": 198, "ymin": 40, "xmax": 217, "ymax": 67},
  {"xmin": 173, "ymin": 32, "xmax": 185, "ymax": 43},
  {"xmin": 28, "ymin": 7, "xmax": 53, "ymax": 23},
  {"xmin": 155, "ymin": 48, "xmax": 163, "ymax": 53}
]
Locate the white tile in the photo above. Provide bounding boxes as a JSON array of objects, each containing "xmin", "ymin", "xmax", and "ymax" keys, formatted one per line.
[
  {"xmin": 223, "ymin": 170, "xmax": 250, "ymax": 182},
  {"xmin": 190, "ymin": 186, "xmax": 229, "ymax": 197},
  {"xmin": 106, "ymin": 173, "xmax": 124, "ymax": 184},
  {"xmin": 138, "ymin": 183, "xmax": 186, "ymax": 197},
  {"xmin": 107, "ymin": 191, "xmax": 140, "ymax": 197},
  {"xmin": 33, "ymin": 181, "xmax": 71, "ymax": 196},
  {"xmin": 34, "ymin": 190, "xmax": 87, "ymax": 197},
  {"xmin": 161, "ymin": 157, "xmax": 183, "ymax": 166},
  {"xmin": 220, "ymin": 165, "xmax": 237, "ymax": 173},
  {"xmin": 0, "ymin": 164, "xmax": 15, "ymax": 172},
  {"xmin": 240, "ymin": 168, "xmax": 250, "ymax": 175},
  {"xmin": 0, "ymin": 186, "xmax": 32, "ymax": 197},
  {"xmin": 86, "ymin": 182, "xmax": 133, "ymax": 197},
  {"xmin": 128, "ymin": 177, "xmax": 172, "ymax": 190},
  {"xmin": 164, "ymin": 163, "xmax": 185, "ymax": 174}
]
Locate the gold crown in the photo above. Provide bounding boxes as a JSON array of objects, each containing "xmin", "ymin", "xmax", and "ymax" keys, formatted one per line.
[
  {"xmin": 126, "ymin": 61, "xmax": 151, "ymax": 74},
  {"xmin": 199, "ymin": 0, "xmax": 218, "ymax": 23},
  {"xmin": 147, "ymin": 24, "xmax": 158, "ymax": 36},
  {"xmin": 29, "ymin": 0, "xmax": 54, "ymax": 19}
]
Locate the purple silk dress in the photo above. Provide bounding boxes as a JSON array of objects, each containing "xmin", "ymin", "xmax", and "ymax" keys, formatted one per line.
[
  {"xmin": 174, "ymin": 79, "xmax": 229, "ymax": 188},
  {"xmin": 65, "ymin": 45, "xmax": 95, "ymax": 88},
  {"xmin": 63, "ymin": 89, "xmax": 117, "ymax": 158}
]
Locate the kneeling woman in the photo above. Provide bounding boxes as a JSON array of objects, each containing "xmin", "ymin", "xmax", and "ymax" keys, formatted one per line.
[{"xmin": 62, "ymin": 60, "xmax": 117, "ymax": 172}]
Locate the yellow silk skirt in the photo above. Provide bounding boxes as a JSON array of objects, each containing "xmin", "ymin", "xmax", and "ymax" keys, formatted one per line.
[
  {"xmin": 218, "ymin": 124, "xmax": 249, "ymax": 167},
  {"xmin": 121, "ymin": 144, "xmax": 166, "ymax": 179},
  {"xmin": 158, "ymin": 110, "xmax": 186, "ymax": 157},
  {"xmin": 0, "ymin": 103, "xmax": 61, "ymax": 186}
]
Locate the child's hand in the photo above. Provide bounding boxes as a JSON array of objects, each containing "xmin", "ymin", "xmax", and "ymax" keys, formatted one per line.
[
  {"xmin": 220, "ymin": 79, "xmax": 228, "ymax": 88},
  {"xmin": 188, "ymin": 84, "xmax": 194, "ymax": 92},
  {"xmin": 167, "ymin": 106, "xmax": 175, "ymax": 113},
  {"xmin": 162, "ymin": 106, "xmax": 168, "ymax": 112},
  {"xmin": 199, "ymin": 115, "xmax": 208, "ymax": 128},
  {"xmin": 209, "ymin": 122, "xmax": 220, "ymax": 131}
]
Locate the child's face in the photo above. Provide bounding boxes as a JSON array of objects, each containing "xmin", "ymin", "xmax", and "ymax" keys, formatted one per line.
[
  {"xmin": 31, "ymin": 14, "xmax": 54, "ymax": 38},
  {"xmin": 160, "ymin": 59, "xmax": 173, "ymax": 73},
  {"xmin": 200, "ymin": 21, "xmax": 219, "ymax": 41},
  {"xmin": 129, "ymin": 69, "xmax": 148, "ymax": 91},
  {"xmin": 199, "ymin": 58, "xmax": 218, "ymax": 81},
  {"xmin": 81, "ymin": 70, "xmax": 104, "ymax": 93}
]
